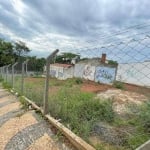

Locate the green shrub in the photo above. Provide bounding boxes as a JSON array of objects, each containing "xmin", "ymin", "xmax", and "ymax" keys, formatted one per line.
[
  {"xmin": 75, "ymin": 78, "xmax": 83, "ymax": 84},
  {"xmin": 108, "ymin": 60, "xmax": 118, "ymax": 66},
  {"xmin": 113, "ymin": 81, "xmax": 124, "ymax": 89}
]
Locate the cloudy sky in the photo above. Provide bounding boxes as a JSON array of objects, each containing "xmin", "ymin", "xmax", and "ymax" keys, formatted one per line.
[{"xmin": 0, "ymin": 0, "xmax": 150, "ymax": 58}]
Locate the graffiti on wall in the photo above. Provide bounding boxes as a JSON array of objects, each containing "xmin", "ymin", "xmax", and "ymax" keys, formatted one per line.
[
  {"xmin": 83, "ymin": 65, "xmax": 95, "ymax": 81},
  {"xmin": 95, "ymin": 66, "xmax": 116, "ymax": 84}
]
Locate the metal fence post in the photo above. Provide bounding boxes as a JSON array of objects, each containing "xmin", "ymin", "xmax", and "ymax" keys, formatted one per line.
[
  {"xmin": 0, "ymin": 67, "xmax": 2, "ymax": 79},
  {"xmin": 21, "ymin": 62, "xmax": 24, "ymax": 94},
  {"xmin": 3, "ymin": 66, "xmax": 5, "ymax": 82},
  {"xmin": 12, "ymin": 62, "xmax": 18, "ymax": 89},
  {"xmin": 6, "ymin": 64, "xmax": 11, "ymax": 83},
  {"xmin": 2, "ymin": 66, "xmax": 4, "ymax": 80},
  {"xmin": 21, "ymin": 60, "xmax": 29, "ymax": 95},
  {"xmin": 4, "ymin": 66, "xmax": 6, "ymax": 82},
  {"xmin": 43, "ymin": 49, "xmax": 59, "ymax": 115}
]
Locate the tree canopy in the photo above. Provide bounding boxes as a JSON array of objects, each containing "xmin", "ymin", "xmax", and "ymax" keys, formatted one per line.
[
  {"xmin": 0, "ymin": 38, "xmax": 46, "ymax": 72},
  {"xmin": 55, "ymin": 52, "xmax": 80, "ymax": 64},
  {"xmin": 0, "ymin": 39, "xmax": 14, "ymax": 66},
  {"xmin": 14, "ymin": 41, "xmax": 30, "ymax": 58}
]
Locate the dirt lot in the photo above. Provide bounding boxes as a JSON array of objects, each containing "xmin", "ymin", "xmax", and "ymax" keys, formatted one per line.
[
  {"xmin": 25, "ymin": 77, "xmax": 150, "ymax": 98},
  {"xmin": 81, "ymin": 80, "xmax": 150, "ymax": 97},
  {"xmin": 81, "ymin": 80, "xmax": 114, "ymax": 93}
]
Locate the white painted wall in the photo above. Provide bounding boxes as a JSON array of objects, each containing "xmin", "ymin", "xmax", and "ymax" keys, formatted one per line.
[
  {"xmin": 50, "ymin": 65, "xmax": 74, "ymax": 80},
  {"xmin": 50, "ymin": 65, "xmax": 64, "ymax": 79},
  {"xmin": 63, "ymin": 67, "xmax": 74, "ymax": 79},
  {"xmin": 74, "ymin": 64, "xmax": 85, "ymax": 78},
  {"xmin": 116, "ymin": 61, "xmax": 150, "ymax": 87}
]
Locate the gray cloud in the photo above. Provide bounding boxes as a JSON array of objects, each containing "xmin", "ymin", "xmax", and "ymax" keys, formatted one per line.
[{"xmin": 0, "ymin": 0, "xmax": 150, "ymax": 56}]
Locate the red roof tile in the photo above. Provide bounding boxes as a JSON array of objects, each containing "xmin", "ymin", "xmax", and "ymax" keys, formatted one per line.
[{"xmin": 51, "ymin": 63, "xmax": 73, "ymax": 68}]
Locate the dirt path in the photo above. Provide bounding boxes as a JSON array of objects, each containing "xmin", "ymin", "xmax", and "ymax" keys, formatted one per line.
[{"xmin": 0, "ymin": 88, "xmax": 74, "ymax": 150}]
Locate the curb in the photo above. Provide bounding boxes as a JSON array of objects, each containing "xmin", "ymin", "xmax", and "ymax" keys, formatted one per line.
[
  {"xmin": 10, "ymin": 90, "xmax": 95, "ymax": 150},
  {"xmin": 136, "ymin": 139, "xmax": 150, "ymax": 150}
]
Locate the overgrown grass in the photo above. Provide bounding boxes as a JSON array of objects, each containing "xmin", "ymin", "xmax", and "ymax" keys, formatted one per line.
[
  {"xmin": 0, "ymin": 76, "xmax": 3, "ymax": 82},
  {"xmin": 112, "ymin": 101, "xmax": 150, "ymax": 149},
  {"xmin": 138, "ymin": 101, "xmax": 150, "ymax": 133},
  {"xmin": 2, "ymin": 82, "xmax": 12, "ymax": 89},
  {"xmin": 48, "ymin": 87, "xmax": 115, "ymax": 139},
  {"xmin": 6, "ymin": 76, "xmax": 150, "ymax": 149}
]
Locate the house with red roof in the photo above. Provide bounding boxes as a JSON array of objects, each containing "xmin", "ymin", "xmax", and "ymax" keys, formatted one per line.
[{"xmin": 49, "ymin": 63, "xmax": 74, "ymax": 80}]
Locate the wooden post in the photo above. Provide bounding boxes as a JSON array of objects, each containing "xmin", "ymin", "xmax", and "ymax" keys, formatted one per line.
[{"xmin": 43, "ymin": 49, "xmax": 59, "ymax": 115}]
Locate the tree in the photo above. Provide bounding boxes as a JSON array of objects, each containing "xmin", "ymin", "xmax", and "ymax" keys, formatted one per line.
[
  {"xmin": 27, "ymin": 56, "xmax": 46, "ymax": 72},
  {"xmin": 55, "ymin": 52, "xmax": 80, "ymax": 64},
  {"xmin": 0, "ymin": 39, "xmax": 14, "ymax": 66},
  {"xmin": 0, "ymin": 39, "xmax": 31, "ymax": 66},
  {"xmin": 14, "ymin": 41, "xmax": 30, "ymax": 60}
]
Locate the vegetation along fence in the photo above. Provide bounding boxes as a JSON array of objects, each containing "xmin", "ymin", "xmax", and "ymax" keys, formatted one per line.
[{"xmin": 0, "ymin": 32, "xmax": 150, "ymax": 150}]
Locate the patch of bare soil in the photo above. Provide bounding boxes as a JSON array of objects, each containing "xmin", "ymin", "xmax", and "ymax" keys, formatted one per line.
[
  {"xmin": 81, "ymin": 80, "xmax": 114, "ymax": 93},
  {"xmin": 124, "ymin": 83, "xmax": 150, "ymax": 98},
  {"xmin": 96, "ymin": 89, "xmax": 148, "ymax": 114}
]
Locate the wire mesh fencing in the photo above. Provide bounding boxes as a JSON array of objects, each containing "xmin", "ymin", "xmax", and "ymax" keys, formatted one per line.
[
  {"xmin": 0, "ymin": 34, "xmax": 150, "ymax": 150},
  {"xmin": 46, "ymin": 36, "xmax": 150, "ymax": 149}
]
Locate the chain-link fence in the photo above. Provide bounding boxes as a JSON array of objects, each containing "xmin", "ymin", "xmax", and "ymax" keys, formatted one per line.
[{"xmin": 0, "ymin": 35, "xmax": 150, "ymax": 150}]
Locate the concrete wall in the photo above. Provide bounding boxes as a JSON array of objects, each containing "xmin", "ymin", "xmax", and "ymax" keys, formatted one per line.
[
  {"xmin": 64, "ymin": 67, "xmax": 74, "ymax": 79},
  {"xmin": 50, "ymin": 65, "xmax": 64, "ymax": 79},
  {"xmin": 95, "ymin": 66, "xmax": 116, "ymax": 84},
  {"xmin": 74, "ymin": 64, "xmax": 116, "ymax": 83},
  {"xmin": 50, "ymin": 65, "xmax": 74, "ymax": 80},
  {"xmin": 74, "ymin": 64, "xmax": 85, "ymax": 78},
  {"xmin": 116, "ymin": 61, "xmax": 150, "ymax": 87}
]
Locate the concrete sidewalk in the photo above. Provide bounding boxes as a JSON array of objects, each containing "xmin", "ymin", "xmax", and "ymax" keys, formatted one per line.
[{"xmin": 0, "ymin": 88, "xmax": 74, "ymax": 150}]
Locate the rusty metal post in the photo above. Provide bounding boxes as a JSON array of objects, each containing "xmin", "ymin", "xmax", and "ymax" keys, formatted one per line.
[{"xmin": 43, "ymin": 49, "xmax": 59, "ymax": 114}]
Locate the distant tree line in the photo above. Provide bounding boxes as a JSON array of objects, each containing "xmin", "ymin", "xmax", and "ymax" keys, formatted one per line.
[{"xmin": 0, "ymin": 38, "xmax": 46, "ymax": 72}]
